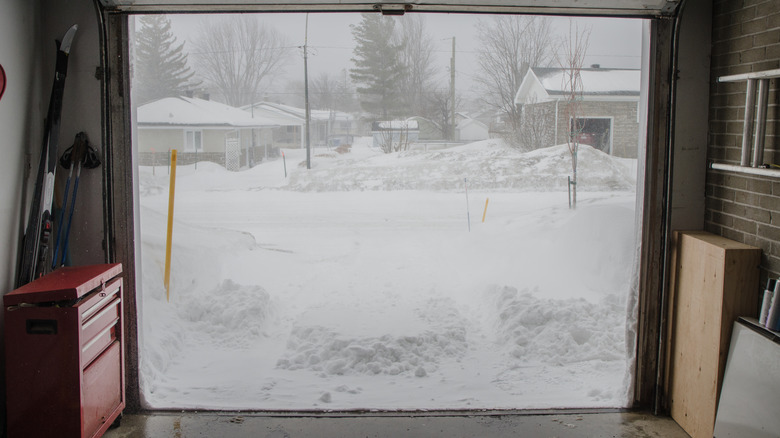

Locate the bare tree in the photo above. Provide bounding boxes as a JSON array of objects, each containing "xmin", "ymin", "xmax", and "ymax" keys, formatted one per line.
[
  {"xmin": 192, "ymin": 16, "xmax": 290, "ymax": 107},
  {"xmin": 431, "ymin": 88, "xmax": 459, "ymax": 140},
  {"xmin": 311, "ymin": 72, "xmax": 338, "ymax": 110},
  {"xmin": 475, "ymin": 16, "xmax": 554, "ymax": 147},
  {"xmin": 376, "ymin": 122, "xmax": 412, "ymax": 153},
  {"xmin": 558, "ymin": 20, "xmax": 591, "ymax": 209},
  {"xmin": 517, "ymin": 97, "xmax": 554, "ymax": 151},
  {"xmin": 395, "ymin": 15, "xmax": 438, "ymax": 119}
]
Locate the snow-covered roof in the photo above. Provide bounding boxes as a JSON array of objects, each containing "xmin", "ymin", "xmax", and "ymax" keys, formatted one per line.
[
  {"xmin": 137, "ymin": 97, "xmax": 280, "ymax": 128},
  {"xmin": 372, "ymin": 120, "xmax": 420, "ymax": 131},
  {"xmin": 244, "ymin": 101, "xmax": 354, "ymax": 123},
  {"xmin": 515, "ymin": 67, "xmax": 640, "ymax": 105},
  {"xmin": 457, "ymin": 117, "xmax": 488, "ymax": 130},
  {"xmin": 243, "ymin": 104, "xmax": 304, "ymax": 127}
]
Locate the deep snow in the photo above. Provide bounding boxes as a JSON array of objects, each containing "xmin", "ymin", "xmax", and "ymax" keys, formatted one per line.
[{"xmin": 136, "ymin": 138, "xmax": 640, "ymax": 410}]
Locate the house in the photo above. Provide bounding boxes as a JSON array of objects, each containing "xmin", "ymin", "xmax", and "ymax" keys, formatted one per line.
[
  {"xmin": 2, "ymin": 0, "xmax": 773, "ymax": 435},
  {"xmin": 406, "ymin": 116, "xmax": 443, "ymax": 140},
  {"xmin": 370, "ymin": 120, "xmax": 420, "ymax": 151},
  {"xmin": 455, "ymin": 113, "xmax": 490, "ymax": 142},
  {"xmin": 514, "ymin": 67, "xmax": 641, "ymax": 158},
  {"xmin": 244, "ymin": 101, "xmax": 356, "ymax": 149},
  {"xmin": 136, "ymin": 96, "xmax": 281, "ymax": 169}
]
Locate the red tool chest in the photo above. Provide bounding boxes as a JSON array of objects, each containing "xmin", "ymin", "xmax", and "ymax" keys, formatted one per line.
[{"xmin": 4, "ymin": 264, "xmax": 124, "ymax": 438}]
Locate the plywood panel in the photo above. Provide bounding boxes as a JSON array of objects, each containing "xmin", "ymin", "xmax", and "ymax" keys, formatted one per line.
[{"xmin": 666, "ymin": 231, "xmax": 760, "ymax": 438}]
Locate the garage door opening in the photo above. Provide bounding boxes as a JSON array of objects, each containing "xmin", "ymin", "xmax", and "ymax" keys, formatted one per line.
[{"xmin": 130, "ymin": 12, "xmax": 648, "ymax": 410}]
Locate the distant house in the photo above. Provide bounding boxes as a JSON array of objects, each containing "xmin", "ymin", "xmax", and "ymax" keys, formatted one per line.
[
  {"xmin": 514, "ymin": 67, "xmax": 641, "ymax": 158},
  {"xmin": 371, "ymin": 120, "xmax": 420, "ymax": 151},
  {"xmin": 136, "ymin": 96, "xmax": 281, "ymax": 169},
  {"xmin": 455, "ymin": 113, "xmax": 490, "ymax": 142},
  {"xmin": 244, "ymin": 102, "xmax": 356, "ymax": 149},
  {"xmin": 406, "ymin": 116, "xmax": 443, "ymax": 140}
]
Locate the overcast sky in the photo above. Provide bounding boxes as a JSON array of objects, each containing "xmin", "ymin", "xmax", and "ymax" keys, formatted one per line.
[{"xmin": 164, "ymin": 13, "xmax": 645, "ymax": 100}]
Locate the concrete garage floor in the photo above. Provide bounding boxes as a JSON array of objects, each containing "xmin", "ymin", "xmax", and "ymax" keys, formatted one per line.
[{"xmin": 103, "ymin": 411, "xmax": 690, "ymax": 437}]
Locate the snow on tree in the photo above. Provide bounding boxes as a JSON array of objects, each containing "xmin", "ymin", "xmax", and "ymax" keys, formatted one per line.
[
  {"xmin": 475, "ymin": 16, "xmax": 554, "ymax": 148},
  {"xmin": 350, "ymin": 13, "xmax": 406, "ymax": 119},
  {"xmin": 133, "ymin": 15, "xmax": 198, "ymax": 105},
  {"xmin": 192, "ymin": 16, "xmax": 290, "ymax": 107}
]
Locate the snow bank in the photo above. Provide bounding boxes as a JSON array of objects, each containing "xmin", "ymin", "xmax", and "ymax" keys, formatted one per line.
[
  {"xmin": 138, "ymin": 205, "xmax": 270, "ymax": 400},
  {"xmin": 285, "ymin": 141, "xmax": 635, "ymax": 192},
  {"xmin": 139, "ymin": 139, "xmax": 636, "ymax": 194}
]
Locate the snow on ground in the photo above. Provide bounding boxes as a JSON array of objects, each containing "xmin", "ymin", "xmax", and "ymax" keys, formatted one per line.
[{"xmin": 136, "ymin": 139, "xmax": 639, "ymax": 411}]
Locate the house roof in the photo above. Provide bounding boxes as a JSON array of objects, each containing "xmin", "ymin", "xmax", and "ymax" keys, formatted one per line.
[
  {"xmin": 137, "ymin": 96, "xmax": 281, "ymax": 128},
  {"xmin": 372, "ymin": 120, "xmax": 420, "ymax": 131},
  {"xmin": 533, "ymin": 67, "xmax": 641, "ymax": 96},
  {"xmin": 515, "ymin": 67, "xmax": 641, "ymax": 105},
  {"xmin": 244, "ymin": 101, "xmax": 354, "ymax": 123},
  {"xmin": 457, "ymin": 117, "xmax": 488, "ymax": 131}
]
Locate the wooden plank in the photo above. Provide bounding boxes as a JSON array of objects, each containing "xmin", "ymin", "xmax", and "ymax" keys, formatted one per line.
[{"xmin": 666, "ymin": 231, "xmax": 760, "ymax": 438}]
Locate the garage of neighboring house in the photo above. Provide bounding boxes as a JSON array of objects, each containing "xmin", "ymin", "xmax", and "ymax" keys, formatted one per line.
[{"xmin": 514, "ymin": 66, "xmax": 641, "ymax": 158}]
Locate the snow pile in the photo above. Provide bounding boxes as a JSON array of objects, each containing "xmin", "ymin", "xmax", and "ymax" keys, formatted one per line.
[
  {"xmin": 276, "ymin": 324, "xmax": 466, "ymax": 377},
  {"xmin": 285, "ymin": 141, "xmax": 635, "ymax": 192},
  {"xmin": 180, "ymin": 280, "xmax": 272, "ymax": 348},
  {"xmin": 489, "ymin": 285, "xmax": 625, "ymax": 364}
]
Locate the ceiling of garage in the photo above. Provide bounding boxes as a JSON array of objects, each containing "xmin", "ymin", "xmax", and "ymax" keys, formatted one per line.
[{"xmin": 99, "ymin": 0, "xmax": 681, "ymax": 17}]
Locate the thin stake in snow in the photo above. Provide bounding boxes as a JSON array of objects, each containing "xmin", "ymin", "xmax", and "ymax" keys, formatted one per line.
[
  {"xmin": 282, "ymin": 150, "xmax": 287, "ymax": 178},
  {"xmin": 482, "ymin": 198, "xmax": 490, "ymax": 223},
  {"xmin": 164, "ymin": 149, "xmax": 178, "ymax": 302},
  {"xmin": 465, "ymin": 177, "xmax": 471, "ymax": 232}
]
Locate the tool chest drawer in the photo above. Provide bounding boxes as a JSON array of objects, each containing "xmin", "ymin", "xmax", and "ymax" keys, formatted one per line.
[
  {"xmin": 4, "ymin": 264, "xmax": 125, "ymax": 438},
  {"xmin": 81, "ymin": 279, "xmax": 121, "ymax": 366}
]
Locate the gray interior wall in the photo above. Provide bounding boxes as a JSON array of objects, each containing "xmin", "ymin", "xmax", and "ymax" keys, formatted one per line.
[
  {"xmin": 0, "ymin": 0, "xmax": 43, "ymax": 430},
  {"xmin": 41, "ymin": 0, "xmax": 106, "ymax": 268}
]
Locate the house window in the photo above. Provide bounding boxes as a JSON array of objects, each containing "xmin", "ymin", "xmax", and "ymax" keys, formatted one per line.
[{"xmin": 185, "ymin": 130, "xmax": 202, "ymax": 152}]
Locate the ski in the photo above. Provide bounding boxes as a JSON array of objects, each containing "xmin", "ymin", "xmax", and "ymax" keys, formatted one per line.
[{"xmin": 15, "ymin": 24, "xmax": 78, "ymax": 288}]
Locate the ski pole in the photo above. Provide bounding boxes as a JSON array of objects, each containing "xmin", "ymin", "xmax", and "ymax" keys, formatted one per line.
[
  {"xmin": 52, "ymin": 132, "xmax": 88, "ymax": 269},
  {"xmin": 59, "ymin": 161, "xmax": 82, "ymax": 267},
  {"xmin": 51, "ymin": 164, "xmax": 74, "ymax": 270}
]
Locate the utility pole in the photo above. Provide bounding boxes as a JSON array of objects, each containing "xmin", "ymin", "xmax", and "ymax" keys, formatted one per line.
[
  {"xmin": 450, "ymin": 37, "xmax": 456, "ymax": 141},
  {"xmin": 304, "ymin": 13, "xmax": 312, "ymax": 170}
]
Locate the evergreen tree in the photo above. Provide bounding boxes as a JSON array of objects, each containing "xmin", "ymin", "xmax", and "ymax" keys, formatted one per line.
[
  {"xmin": 349, "ymin": 14, "xmax": 405, "ymax": 119},
  {"xmin": 133, "ymin": 15, "xmax": 197, "ymax": 105}
]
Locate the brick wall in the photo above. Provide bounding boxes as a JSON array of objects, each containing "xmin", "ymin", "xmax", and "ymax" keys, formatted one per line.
[{"xmin": 706, "ymin": 0, "xmax": 780, "ymax": 278}]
